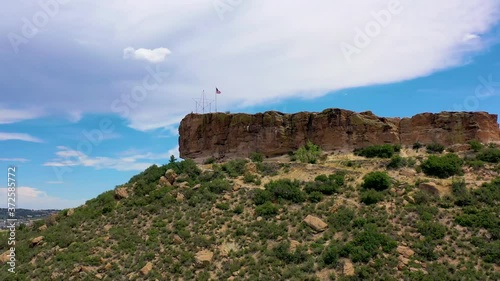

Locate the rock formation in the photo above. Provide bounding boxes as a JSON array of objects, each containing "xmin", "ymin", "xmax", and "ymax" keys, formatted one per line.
[{"xmin": 179, "ymin": 108, "xmax": 500, "ymax": 161}]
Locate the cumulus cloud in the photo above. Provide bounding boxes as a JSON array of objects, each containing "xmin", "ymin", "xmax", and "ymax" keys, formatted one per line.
[
  {"xmin": 123, "ymin": 47, "xmax": 172, "ymax": 63},
  {"xmin": 43, "ymin": 146, "xmax": 175, "ymax": 171},
  {"xmin": 0, "ymin": 132, "xmax": 43, "ymax": 143},
  {"xmin": 0, "ymin": 0, "xmax": 499, "ymax": 131},
  {"xmin": 0, "ymin": 186, "xmax": 84, "ymax": 209}
]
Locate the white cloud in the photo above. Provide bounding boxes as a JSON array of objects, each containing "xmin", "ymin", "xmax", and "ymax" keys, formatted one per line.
[
  {"xmin": 43, "ymin": 146, "xmax": 175, "ymax": 171},
  {"xmin": 0, "ymin": 132, "xmax": 43, "ymax": 143},
  {"xmin": 463, "ymin": 33, "xmax": 480, "ymax": 42},
  {"xmin": 0, "ymin": 186, "xmax": 84, "ymax": 210},
  {"xmin": 0, "ymin": 158, "xmax": 30, "ymax": 163},
  {"xmin": 167, "ymin": 145, "xmax": 180, "ymax": 159},
  {"xmin": 0, "ymin": 106, "xmax": 44, "ymax": 124},
  {"xmin": 123, "ymin": 47, "xmax": 172, "ymax": 63},
  {"xmin": 1, "ymin": 0, "xmax": 500, "ymax": 131}
]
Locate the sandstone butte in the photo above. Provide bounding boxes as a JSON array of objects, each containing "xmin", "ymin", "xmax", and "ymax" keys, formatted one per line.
[{"xmin": 179, "ymin": 108, "xmax": 500, "ymax": 162}]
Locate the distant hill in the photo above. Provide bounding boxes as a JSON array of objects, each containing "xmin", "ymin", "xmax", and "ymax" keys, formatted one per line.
[
  {"xmin": 0, "ymin": 209, "xmax": 59, "ymax": 220},
  {"xmin": 0, "ymin": 143, "xmax": 499, "ymax": 280}
]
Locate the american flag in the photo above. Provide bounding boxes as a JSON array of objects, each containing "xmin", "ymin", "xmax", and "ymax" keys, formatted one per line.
[{"xmin": 216, "ymin": 88, "xmax": 221, "ymax": 94}]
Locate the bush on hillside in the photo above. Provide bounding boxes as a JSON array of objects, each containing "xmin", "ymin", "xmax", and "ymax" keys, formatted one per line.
[
  {"xmin": 249, "ymin": 152, "xmax": 264, "ymax": 163},
  {"xmin": 255, "ymin": 202, "xmax": 279, "ymax": 218},
  {"xmin": 468, "ymin": 140, "xmax": 484, "ymax": 152},
  {"xmin": 354, "ymin": 144, "xmax": 398, "ymax": 158},
  {"xmin": 304, "ymin": 172, "xmax": 345, "ymax": 195},
  {"xmin": 360, "ymin": 189, "xmax": 385, "ymax": 205},
  {"xmin": 420, "ymin": 154, "xmax": 463, "ymax": 178},
  {"xmin": 426, "ymin": 143, "xmax": 445, "ymax": 154},
  {"xmin": 293, "ymin": 141, "xmax": 322, "ymax": 164},
  {"xmin": 222, "ymin": 159, "xmax": 248, "ymax": 177},
  {"xmin": 203, "ymin": 178, "xmax": 231, "ymax": 194},
  {"xmin": 265, "ymin": 179, "xmax": 306, "ymax": 203},
  {"xmin": 386, "ymin": 155, "xmax": 408, "ymax": 169},
  {"xmin": 362, "ymin": 171, "xmax": 391, "ymax": 191},
  {"xmin": 476, "ymin": 148, "xmax": 500, "ymax": 163},
  {"xmin": 413, "ymin": 142, "xmax": 424, "ymax": 150}
]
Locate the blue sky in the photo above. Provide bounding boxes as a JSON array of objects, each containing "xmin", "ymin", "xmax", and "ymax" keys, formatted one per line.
[{"xmin": 0, "ymin": 0, "xmax": 499, "ymax": 209}]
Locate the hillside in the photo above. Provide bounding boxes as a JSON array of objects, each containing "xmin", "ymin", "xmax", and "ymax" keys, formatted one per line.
[{"xmin": 1, "ymin": 143, "xmax": 499, "ymax": 280}]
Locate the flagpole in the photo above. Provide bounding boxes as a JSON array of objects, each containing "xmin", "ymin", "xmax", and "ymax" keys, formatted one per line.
[{"xmin": 215, "ymin": 88, "xmax": 217, "ymax": 113}]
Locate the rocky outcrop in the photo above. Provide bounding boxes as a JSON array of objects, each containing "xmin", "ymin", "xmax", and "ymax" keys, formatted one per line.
[
  {"xmin": 179, "ymin": 109, "xmax": 500, "ymax": 161},
  {"xmin": 195, "ymin": 250, "xmax": 213, "ymax": 267},
  {"xmin": 303, "ymin": 215, "xmax": 328, "ymax": 232}
]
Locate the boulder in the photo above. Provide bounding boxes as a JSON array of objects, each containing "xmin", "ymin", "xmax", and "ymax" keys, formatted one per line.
[
  {"xmin": 397, "ymin": 245, "xmax": 415, "ymax": 258},
  {"xmin": 0, "ymin": 250, "xmax": 11, "ymax": 263},
  {"xmin": 66, "ymin": 208, "xmax": 74, "ymax": 216},
  {"xmin": 195, "ymin": 250, "xmax": 213, "ymax": 267},
  {"xmin": 303, "ymin": 215, "xmax": 328, "ymax": 232},
  {"xmin": 114, "ymin": 187, "xmax": 129, "ymax": 199},
  {"xmin": 176, "ymin": 193, "xmax": 185, "ymax": 202},
  {"xmin": 173, "ymin": 235, "xmax": 183, "ymax": 245},
  {"xmin": 140, "ymin": 262, "xmax": 153, "ymax": 275},
  {"xmin": 418, "ymin": 182, "xmax": 441, "ymax": 196},
  {"xmin": 165, "ymin": 169, "xmax": 177, "ymax": 185},
  {"xmin": 30, "ymin": 236, "xmax": 44, "ymax": 247},
  {"xmin": 159, "ymin": 176, "xmax": 171, "ymax": 186},
  {"xmin": 343, "ymin": 259, "xmax": 355, "ymax": 276},
  {"xmin": 38, "ymin": 224, "xmax": 48, "ymax": 232},
  {"xmin": 290, "ymin": 240, "xmax": 301, "ymax": 252}
]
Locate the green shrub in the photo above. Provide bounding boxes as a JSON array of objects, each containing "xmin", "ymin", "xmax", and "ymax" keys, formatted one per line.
[
  {"xmin": 304, "ymin": 172, "xmax": 345, "ymax": 195},
  {"xmin": 362, "ymin": 171, "xmax": 391, "ymax": 191},
  {"xmin": 265, "ymin": 179, "xmax": 306, "ymax": 203},
  {"xmin": 476, "ymin": 148, "xmax": 500, "ymax": 163},
  {"xmin": 273, "ymin": 242, "xmax": 309, "ymax": 264},
  {"xmin": 216, "ymin": 202, "xmax": 230, "ymax": 210},
  {"xmin": 322, "ymin": 242, "xmax": 341, "ymax": 266},
  {"xmin": 413, "ymin": 142, "xmax": 423, "ymax": 150},
  {"xmin": 222, "ymin": 159, "xmax": 248, "ymax": 177},
  {"xmin": 451, "ymin": 179, "xmax": 472, "ymax": 206},
  {"xmin": 360, "ymin": 189, "xmax": 385, "ymax": 205},
  {"xmin": 243, "ymin": 173, "xmax": 260, "ymax": 185},
  {"xmin": 340, "ymin": 224, "xmax": 397, "ymax": 263},
  {"xmin": 421, "ymin": 153, "xmax": 463, "ymax": 178},
  {"xmin": 468, "ymin": 140, "xmax": 484, "ymax": 152},
  {"xmin": 232, "ymin": 204, "xmax": 244, "ymax": 214},
  {"xmin": 417, "ymin": 221, "xmax": 446, "ymax": 240},
  {"xmin": 203, "ymin": 157, "xmax": 216, "ymax": 165},
  {"xmin": 253, "ymin": 189, "xmax": 273, "ymax": 205},
  {"xmin": 203, "ymin": 179, "xmax": 231, "ymax": 194},
  {"xmin": 354, "ymin": 144, "xmax": 397, "ymax": 158},
  {"xmin": 256, "ymin": 162, "xmax": 280, "ymax": 176},
  {"xmin": 256, "ymin": 221, "xmax": 287, "ymax": 239},
  {"xmin": 249, "ymin": 152, "xmax": 264, "ymax": 163},
  {"xmin": 426, "ymin": 143, "xmax": 445, "ymax": 154},
  {"xmin": 294, "ymin": 141, "xmax": 322, "ymax": 164},
  {"xmin": 255, "ymin": 202, "xmax": 279, "ymax": 218},
  {"xmin": 328, "ymin": 207, "xmax": 356, "ymax": 231},
  {"xmin": 308, "ymin": 191, "xmax": 324, "ymax": 203},
  {"xmin": 467, "ymin": 160, "xmax": 485, "ymax": 170},
  {"xmin": 386, "ymin": 155, "xmax": 408, "ymax": 169}
]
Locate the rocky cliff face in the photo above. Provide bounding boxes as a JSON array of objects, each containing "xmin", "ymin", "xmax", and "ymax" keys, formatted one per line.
[{"xmin": 179, "ymin": 109, "xmax": 500, "ymax": 161}]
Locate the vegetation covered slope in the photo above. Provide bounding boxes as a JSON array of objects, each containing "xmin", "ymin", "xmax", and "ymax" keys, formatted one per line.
[{"xmin": 1, "ymin": 144, "xmax": 499, "ymax": 281}]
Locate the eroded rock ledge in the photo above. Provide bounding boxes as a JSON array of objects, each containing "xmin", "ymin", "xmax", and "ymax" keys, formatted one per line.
[{"xmin": 179, "ymin": 109, "xmax": 500, "ymax": 161}]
